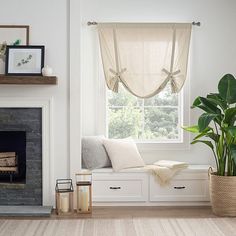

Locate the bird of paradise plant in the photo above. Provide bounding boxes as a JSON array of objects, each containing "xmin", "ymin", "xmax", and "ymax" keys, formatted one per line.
[{"xmin": 183, "ymin": 74, "xmax": 236, "ymax": 176}]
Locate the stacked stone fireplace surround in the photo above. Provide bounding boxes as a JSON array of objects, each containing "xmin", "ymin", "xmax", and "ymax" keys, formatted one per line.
[{"xmin": 0, "ymin": 108, "xmax": 42, "ymax": 205}]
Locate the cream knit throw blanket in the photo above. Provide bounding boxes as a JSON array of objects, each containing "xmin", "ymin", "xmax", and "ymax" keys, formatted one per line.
[{"xmin": 145, "ymin": 160, "xmax": 188, "ymax": 185}]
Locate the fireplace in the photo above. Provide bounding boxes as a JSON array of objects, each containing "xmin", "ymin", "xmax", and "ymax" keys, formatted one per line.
[
  {"xmin": 0, "ymin": 108, "xmax": 42, "ymax": 205},
  {"xmin": 0, "ymin": 131, "xmax": 26, "ymax": 183}
]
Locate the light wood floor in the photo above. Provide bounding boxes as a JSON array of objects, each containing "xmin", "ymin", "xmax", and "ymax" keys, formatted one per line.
[
  {"xmin": 52, "ymin": 206, "xmax": 216, "ymax": 219},
  {"xmin": 0, "ymin": 207, "xmax": 235, "ymax": 236}
]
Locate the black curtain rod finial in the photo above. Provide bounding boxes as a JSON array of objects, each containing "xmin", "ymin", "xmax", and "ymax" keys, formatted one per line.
[
  {"xmin": 192, "ymin": 21, "xmax": 201, "ymax": 26},
  {"xmin": 87, "ymin": 21, "xmax": 98, "ymax": 26}
]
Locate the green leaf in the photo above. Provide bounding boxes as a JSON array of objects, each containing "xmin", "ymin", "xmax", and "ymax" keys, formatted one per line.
[
  {"xmin": 191, "ymin": 97, "xmax": 221, "ymax": 115},
  {"xmin": 206, "ymin": 133, "xmax": 220, "ymax": 142},
  {"xmin": 192, "ymin": 96, "xmax": 201, "ymax": 108},
  {"xmin": 191, "ymin": 140, "xmax": 214, "ymax": 150},
  {"xmin": 206, "ymin": 93, "xmax": 227, "ymax": 110},
  {"xmin": 193, "ymin": 127, "xmax": 212, "ymax": 140},
  {"xmin": 230, "ymin": 144, "xmax": 236, "ymax": 165},
  {"xmin": 182, "ymin": 125, "xmax": 200, "ymax": 133},
  {"xmin": 223, "ymin": 108, "xmax": 236, "ymax": 125},
  {"xmin": 218, "ymin": 74, "xmax": 236, "ymax": 104},
  {"xmin": 217, "ymin": 134, "xmax": 225, "ymax": 158},
  {"xmin": 198, "ymin": 113, "xmax": 218, "ymax": 132},
  {"xmin": 194, "ymin": 131, "xmax": 219, "ymax": 142},
  {"xmin": 225, "ymin": 126, "xmax": 236, "ymax": 138},
  {"xmin": 200, "ymin": 97, "xmax": 222, "ymax": 114}
]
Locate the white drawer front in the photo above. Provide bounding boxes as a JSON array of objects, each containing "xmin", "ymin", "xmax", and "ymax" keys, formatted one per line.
[
  {"xmin": 92, "ymin": 173, "xmax": 148, "ymax": 202},
  {"xmin": 150, "ymin": 176, "xmax": 209, "ymax": 202}
]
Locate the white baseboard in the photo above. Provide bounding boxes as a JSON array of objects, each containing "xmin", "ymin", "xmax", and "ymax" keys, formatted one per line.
[{"xmin": 93, "ymin": 201, "xmax": 211, "ymax": 207}]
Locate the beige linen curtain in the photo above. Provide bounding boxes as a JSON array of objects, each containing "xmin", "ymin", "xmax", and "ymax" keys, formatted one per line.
[{"xmin": 98, "ymin": 23, "xmax": 192, "ymax": 98}]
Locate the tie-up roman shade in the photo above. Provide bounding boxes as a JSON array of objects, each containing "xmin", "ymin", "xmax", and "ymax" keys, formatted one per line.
[{"xmin": 98, "ymin": 23, "xmax": 192, "ymax": 98}]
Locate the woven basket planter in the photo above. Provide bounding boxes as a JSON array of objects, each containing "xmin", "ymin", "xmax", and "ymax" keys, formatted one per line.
[{"xmin": 210, "ymin": 172, "xmax": 236, "ymax": 216}]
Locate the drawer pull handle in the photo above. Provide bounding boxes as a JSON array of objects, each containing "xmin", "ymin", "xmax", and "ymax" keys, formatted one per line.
[
  {"xmin": 109, "ymin": 187, "xmax": 121, "ymax": 190},
  {"xmin": 174, "ymin": 186, "xmax": 186, "ymax": 189}
]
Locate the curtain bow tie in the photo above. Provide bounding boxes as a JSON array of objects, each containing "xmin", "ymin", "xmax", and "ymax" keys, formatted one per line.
[
  {"xmin": 109, "ymin": 68, "xmax": 127, "ymax": 93},
  {"xmin": 162, "ymin": 68, "xmax": 181, "ymax": 93},
  {"xmin": 162, "ymin": 68, "xmax": 181, "ymax": 78}
]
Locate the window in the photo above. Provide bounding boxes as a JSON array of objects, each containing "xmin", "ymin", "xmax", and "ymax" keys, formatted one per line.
[
  {"xmin": 107, "ymin": 83, "xmax": 183, "ymax": 143},
  {"xmin": 88, "ymin": 23, "xmax": 190, "ymax": 149}
]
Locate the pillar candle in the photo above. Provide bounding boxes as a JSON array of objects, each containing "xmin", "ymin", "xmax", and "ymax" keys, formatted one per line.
[
  {"xmin": 78, "ymin": 188, "xmax": 89, "ymax": 212},
  {"xmin": 81, "ymin": 189, "xmax": 89, "ymax": 212},
  {"xmin": 78, "ymin": 189, "xmax": 83, "ymax": 211},
  {"xmin": 61, "ymin": 195, "xmax": 69, "ymax": 213}
]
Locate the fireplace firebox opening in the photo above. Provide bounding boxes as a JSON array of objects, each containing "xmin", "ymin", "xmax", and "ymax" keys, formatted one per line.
[{"xmin": 0, "ymin": 131, "xmax": 26, "ymax": 184}]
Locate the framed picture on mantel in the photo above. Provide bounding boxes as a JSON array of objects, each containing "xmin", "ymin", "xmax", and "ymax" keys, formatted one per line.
[
  {"xmin": 0, "ymin": 25, "xmax": 29, "ymax": 74},
  {"xmin": 5, "ymin": 45, "xmax": 45, "ymax": 76}
]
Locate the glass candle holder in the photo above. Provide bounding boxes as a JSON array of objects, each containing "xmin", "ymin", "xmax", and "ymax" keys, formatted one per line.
[
  {"xmin": 75, "ymin": 172, "xmax": 92, "ymax": 214},
  {"xmin": 55, "ymin": 179, "xmax": 74, "ymax": 215}
]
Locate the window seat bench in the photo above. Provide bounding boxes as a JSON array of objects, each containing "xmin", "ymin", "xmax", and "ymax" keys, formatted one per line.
[{"xmin": 90, "ymin": 165, "xmax": 211, "ymax": 206}]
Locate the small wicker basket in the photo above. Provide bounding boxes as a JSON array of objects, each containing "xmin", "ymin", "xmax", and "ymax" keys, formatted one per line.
[{"xmin": 210, "ymin": 171, "xmax": 236, "ymax": 216}]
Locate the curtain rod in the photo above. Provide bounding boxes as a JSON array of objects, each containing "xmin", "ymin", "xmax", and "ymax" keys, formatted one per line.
[{"xmin": 87, "ymin": 21, "xmax": 201, "ymax": 26}]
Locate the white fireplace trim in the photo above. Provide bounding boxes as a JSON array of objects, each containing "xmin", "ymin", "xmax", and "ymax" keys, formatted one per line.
[{"xmin": 0, "ymin": 97, "xmax": 53, "ymax": 206}]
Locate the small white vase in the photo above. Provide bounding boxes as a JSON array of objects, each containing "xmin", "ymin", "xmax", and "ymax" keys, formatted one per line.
[{"xmin": 42, "ymin": 65, "xmax": 53, "ymax": 76}]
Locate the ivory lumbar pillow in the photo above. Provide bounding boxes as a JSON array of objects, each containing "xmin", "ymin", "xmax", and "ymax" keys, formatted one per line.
[{"xmin": 103, "ymin": 138, "xmax": 145, "ymax": 171}]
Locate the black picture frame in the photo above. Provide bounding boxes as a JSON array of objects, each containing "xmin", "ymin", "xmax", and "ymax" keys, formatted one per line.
[{"xmin": 5, "ymin": 45, "xmax": 45, "ymax": 76}]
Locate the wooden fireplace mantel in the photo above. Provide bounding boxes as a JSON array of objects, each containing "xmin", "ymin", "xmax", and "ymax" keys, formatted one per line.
[{"xmin": 0, "ymin": 75, "xmax": 57, "ymax": 85}]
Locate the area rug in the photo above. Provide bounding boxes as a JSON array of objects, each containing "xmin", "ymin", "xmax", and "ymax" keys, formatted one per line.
[{"xmin": 0, "ymin": 218, "xmax": 235, "ymax": 236}]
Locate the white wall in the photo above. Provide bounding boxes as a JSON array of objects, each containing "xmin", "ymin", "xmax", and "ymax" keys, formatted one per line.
[
  {"xmin": 0, "ymin": 0, "xmax": 70, "ymax": 192},
  {"xmin": 80, "ymin": 0, "xmax": 236, "ymax": 165},
  {"xmin": 1, "ymin": 0, "xmax": 236, "ymax": 199}
]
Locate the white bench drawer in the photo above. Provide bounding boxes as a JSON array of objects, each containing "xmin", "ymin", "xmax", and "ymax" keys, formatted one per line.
[
  {"xmin": 150, "ymin": 176, "xmax": 210, "ymax": 202},
  {"xmin": 92, "ymin": 173, "xmax": 148, "ymax": 202}
]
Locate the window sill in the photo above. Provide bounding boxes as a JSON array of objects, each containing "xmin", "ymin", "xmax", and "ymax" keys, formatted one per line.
[{"xmin": 136, "ymin": 141, "xmax": 190, "ymax": 151}]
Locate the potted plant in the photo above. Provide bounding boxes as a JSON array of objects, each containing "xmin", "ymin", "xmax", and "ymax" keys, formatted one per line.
[{"xmin": 183, "ymin": 74, "xmax": 236, "ymax": 216}]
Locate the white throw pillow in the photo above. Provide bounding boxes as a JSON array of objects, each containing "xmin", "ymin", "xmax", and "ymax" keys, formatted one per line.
[{"xmin": 103, "ymin": 138, "xmax": 145, "ymax": 171}]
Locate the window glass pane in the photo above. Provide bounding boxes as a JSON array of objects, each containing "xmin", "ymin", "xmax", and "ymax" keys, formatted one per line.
[
  {"xmin": 144, "ymin": 107, "xmax": 179, "ymax": 140},
  {"xmin": 144, "ymin": 84, "xmax": 178, "ymax": 106},
  {"xmin": 107, "ymin": 84, "xmax": 181, "ymax": 142},
  {"xmin": 108, "ymin": 86, "xmax": 138, "ymax": 107},
  {"xmin": 108, "ymin": 107, "xmax": 142, "ymax": 139}
]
